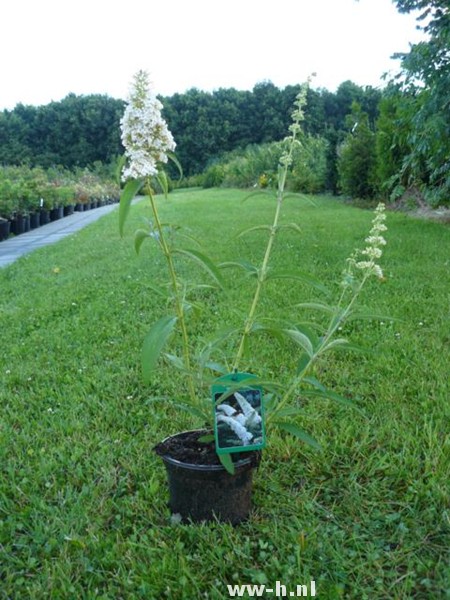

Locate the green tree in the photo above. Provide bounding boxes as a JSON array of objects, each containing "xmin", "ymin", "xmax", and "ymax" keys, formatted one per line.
[
  {"xmin": 375, "ymin": 88, "xmax": 419, "ymax": 200},
  {"xmin": 337, "ymin": 103, "xmax": 377, "ymax": 199},
  {"xmin": 392, "ymin": 0, "xmax": 450, "ymax": 205}
]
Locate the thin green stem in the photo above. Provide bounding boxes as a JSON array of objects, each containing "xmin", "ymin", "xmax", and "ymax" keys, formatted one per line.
[
  {"xmin": 146, "ymin": 182, "xmax": 197, "ymax": 405},
  {"xmin": 232, "ymin": 117, "xmax": 302, "ymax": 371},
  {"xmin": 232, "ymin": 195, "xmax": 284, "ymax": 370}
]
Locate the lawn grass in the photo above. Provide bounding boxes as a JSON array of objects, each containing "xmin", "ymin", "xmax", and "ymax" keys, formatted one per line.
[{"xmin": 0, "ymin": 188, "xmax": 449, "ymax": 599}]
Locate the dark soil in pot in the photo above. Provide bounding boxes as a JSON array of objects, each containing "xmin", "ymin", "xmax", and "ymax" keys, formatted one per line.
[{"xmin": 154, "ymin": 430, "xmax": 261, "ymax": 525}]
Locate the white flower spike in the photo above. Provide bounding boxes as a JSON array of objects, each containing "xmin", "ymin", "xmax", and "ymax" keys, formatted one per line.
[{"xmin": 120, "ymin": 70, "xmax": 176, "ymax": 182}]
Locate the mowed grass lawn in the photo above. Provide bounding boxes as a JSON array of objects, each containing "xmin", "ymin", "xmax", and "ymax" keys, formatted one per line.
[{"xmin": 0, "ymin": 189, "xmax": 449, "ymax": 599}]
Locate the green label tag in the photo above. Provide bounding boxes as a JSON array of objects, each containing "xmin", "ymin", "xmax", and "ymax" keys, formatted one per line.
[{"xmin": 212, "ymin": 372, "xmax": 266, "ymax": 455}]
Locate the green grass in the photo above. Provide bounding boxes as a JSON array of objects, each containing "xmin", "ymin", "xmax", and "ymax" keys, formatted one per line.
[{"xmin": 1, "ymin": 189, "xmax": 449, "ymax": 599}]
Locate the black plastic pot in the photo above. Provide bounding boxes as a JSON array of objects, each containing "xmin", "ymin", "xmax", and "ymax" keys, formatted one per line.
[
  {"xmin": 50, "ymin": 206, "xmax": 64, "ymax": 221},
  {"xmin": 0, "ymin": 219, "xmax": 10, "ymax": 241},
  {"xmin": 155, "ymin": 430, "xmax": 259, "ymax": 525},
  {"xmin": 29, "ymin": 212, "xmax": 40, "ymax": 229},
  {"xmin": 10, "ymin": 215, "xmax": 27, "ymax": 235},
  {"xmin": 40, "ymin": 210, "xmax": 50, "ymax": 226},
  {"xmin": 64, "ymin": 205, "xmax": 75, "ymax": 216}
]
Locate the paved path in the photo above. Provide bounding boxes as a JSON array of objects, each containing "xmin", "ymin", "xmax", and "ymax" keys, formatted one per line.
[{"xmin": 0, "ymin": 204, "xmax": 119, "ymax": 268}]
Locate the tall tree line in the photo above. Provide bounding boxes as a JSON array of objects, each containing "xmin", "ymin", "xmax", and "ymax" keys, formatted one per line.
[
  {"xmin": 0, "ymin": 94, "xmax": 125, "ymax": 168},
  {"xmin": 0, "ymin": 0, "xmax": 448, "ymax": 209},
  {"xmin": 0, "ymin": 81, "xmax": 379, "ymax": 178}
]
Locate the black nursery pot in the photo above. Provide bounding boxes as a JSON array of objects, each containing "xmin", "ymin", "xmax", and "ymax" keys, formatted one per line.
[
  {"xmin": 50, "ymin": 206, "xmax": 64, "ymax": 221},
  {"xmin": 29, "ymin": 212, "xmax": 40, "ymax": 229},
  {"xmin": 0, "ymin": 219, "xmax": 10, "ymax": 241},
  {"xmin": 10, "ymin": 215, "xmax": 27, "ymax": 235},
  {"xmin": 155, "ymin": 430, "xmax": 260, "ymax": 525},
  {"xmin": 40, "ymin": 210, "xmax": 50, "ymax": 225}
]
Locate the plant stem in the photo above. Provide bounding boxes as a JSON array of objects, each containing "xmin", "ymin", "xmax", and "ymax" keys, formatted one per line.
[
  {"xmin": 146, "ymin": 182, "xmax": 197, "ymax": 405},
  {"xmin": 232, "ymin": 115, "xmax": 301, "ymax": 371},
  {"xmin": 232, "ymin": 192, "xmax": 284, "ymax": 371}
]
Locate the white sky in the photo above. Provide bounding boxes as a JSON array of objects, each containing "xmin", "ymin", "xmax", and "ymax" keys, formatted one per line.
[{"xmin": 1, "ymin": 0, "xmax": 425, "ymax": 110}]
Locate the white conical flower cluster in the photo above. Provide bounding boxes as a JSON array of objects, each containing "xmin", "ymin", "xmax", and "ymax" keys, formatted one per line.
[
  {"xmin": 120, "ymin": 70, "xmax": 176, "ymax": 181},
  {"xmin": 355, "ymin": 203, "xmax": 387, "ymax": 279},
  {"xmin": 343, "ymin": 203, "xmax": 387, "ymax": 286}
]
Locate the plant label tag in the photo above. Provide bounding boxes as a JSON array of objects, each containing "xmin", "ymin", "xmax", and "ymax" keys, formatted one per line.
[{"xmin": 211, "ymin": 372, "xmax": 265, "ymax": 455}]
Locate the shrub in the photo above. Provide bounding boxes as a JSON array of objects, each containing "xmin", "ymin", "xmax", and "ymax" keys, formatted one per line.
[{"xmin": 337, "ymin": 105, "xmax": 378, "ymax": 199}]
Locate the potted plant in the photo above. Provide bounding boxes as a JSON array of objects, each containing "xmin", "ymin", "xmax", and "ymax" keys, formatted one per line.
[
  {"xmin": 119, "ymin": 71, "xmax": 388, "ymax": 524},
  {"xmin": 0, "ymin": 182, "xmax": 14, "ymax": 241},
  {"xmin": 57, "ymin": 186, "xmax": 75, "ymax": 216},
  {"xmin": 0, "ymin": 217, "xmax": 10, "ymax": 241},
  {"xmin": 28, "ymin": 196, "xmax": 42, "ymax": 229},
  {"xmin": 7, "ymin": 185, "xmax": 26, "ymax": 236}
]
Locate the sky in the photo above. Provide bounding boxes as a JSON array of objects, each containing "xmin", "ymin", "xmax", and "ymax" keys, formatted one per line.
[{"xmin": 1, "ymin": 0, "xmax": 426, "ymax": 111}]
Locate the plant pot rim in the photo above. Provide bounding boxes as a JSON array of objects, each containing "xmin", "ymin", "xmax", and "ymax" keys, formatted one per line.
[{"xmin": 155, "ymin": 429, "xmax": 258, "ymax": 473}]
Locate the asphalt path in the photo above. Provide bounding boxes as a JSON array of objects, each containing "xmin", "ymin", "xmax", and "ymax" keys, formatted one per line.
[{"xmin": 0, "ymin": 204, "xmax": 119, "ymax": 268}]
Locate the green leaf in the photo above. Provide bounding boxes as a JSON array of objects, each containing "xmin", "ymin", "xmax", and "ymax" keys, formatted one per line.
[
  {"xmin": 347, "ymin": 311, "xmax": 397, "ymax": 323},
  {"xmin": 235, "ymin": 224, "xmax": 271, "ymax": 239},
  {"xmin": 119, "ymin": 178, "xmax": 143, "ymax": 237},
  {"xmin": 168, "ymin": 152, "xmax": 183, "ymax": 180},
  {"xmin": 250, "ymin": 323, "xmax": 285, "ymax": 343},
  {"xmin": 197, "ymin": 434, "xmax": 215, "ymax": 443},
  {"xmin": 297, "ymin": 302, "xmax": 339, "ymax": 315},
  {"xmin": 142, "ymin": 315, "xmax": 177, "ymax": 383},
  {"xmin": 272, "ymin": 406, "xmax": 304, "ymax": 418},
  {"xmin": 276, "ymin": 222, "xmax": 302, "ymax": 234},
  {"xmin": 266, "ymin": 270, "xmax": 329, "ymax": 294},
  {"xmin": 163, "ymin": 353, "xmax": 186, "ymax": 371},
  {"xmin": 294, "ymin": 323, "xmax": 320, "ymax": 348},
  {"xmin": 173, "ymin": 402, "xmax": 209, "ymax": 422},
  {"xmin": 241, "ymin": 189, "xmax": 275, "ymax": 203},
  {"xmin": 143, "ymin": 282, "xmax": 170, "ymax": 299},
  {"xmin": 283, "ymin": 328, "xmax": 314, "ymax": 357},
  {"xmin": 273, "ymin": 421, "xmax": 321, "ymax": 450},
  {"xmin": 213, "ymin": 378, "xmax": 284, "ymax": 407},
  {"xmin": 283, "ymin": 193, "xmax": 317, "ymax": 207},
  {"xmin": 302, "ymin": 376, "xmax": 326, "ymax": 392},
  {"xmin": 115, "ymin": 155, "xmax": 126, "ymax": 185},
  {"xmin": 174, "ymin": 248, "xmax": 225, "ymax": 289},
  {"xmin": 203, "ymin": 361, "xmax": 228, "ymax": 375},
  {"xmin": 176, "ymin": 230, "xmax": 202, "ymax": 248},
  {"xmin": 219, "ymin": 260, "xmax": 259, "ymax": 276},
  {"xmin": 321, "ymin": 338, "xmax": 367, "ymax": 354},
  {"xmin": 297, "ymin": 353, "xmax": 311, "ymax": 374},
  {"xmin": 218, "ymin": 452, "xmax": 235, "ymax": 475},
  {"xmin": 156, "ymin": 171, "xmax": 169, "ymax": 198},
  {"xmin": 134, "ymin": 228, "xmax": 150, "ymax": 254},
  {"xmin": 263, "ymin": 393, "xmax": 277, "ymax": 411},
  {"xmin": 302, "ymin": 389, "xmax": 361, "ymax": 412}
]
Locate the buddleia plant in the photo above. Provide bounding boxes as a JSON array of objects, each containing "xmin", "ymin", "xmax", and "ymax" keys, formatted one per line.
[{"xmin": 119, "ymin": 71, "xmax": 388, "ymax": 473}]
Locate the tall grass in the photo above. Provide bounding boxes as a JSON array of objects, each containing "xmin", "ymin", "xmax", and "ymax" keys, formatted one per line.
[
  {"xmin": 201, "ymin": 136, "xmax": 328, "ymax": 193},
  {"xmin": 0, "ymin": 189, "xmax": 448, "ymax": 598}
]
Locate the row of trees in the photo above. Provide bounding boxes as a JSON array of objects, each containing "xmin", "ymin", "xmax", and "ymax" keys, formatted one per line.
[
  {"xmin": 0, "ymin": 1, "xmax": 448, "ymax": 206},
  {"xmin": 0, "ymin": 95, "xmax": 124, "ymax": 168},
  {"xmin": 0, "ymin": 80, "xmax": 379, "ymax": 177},
  {"xmin": 160, "ymin": 81, "xmax": 381, "ymax": 179},
  {"xmin": 337, "ymin": 0, "xmax": 450, "ymax": 206}
]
